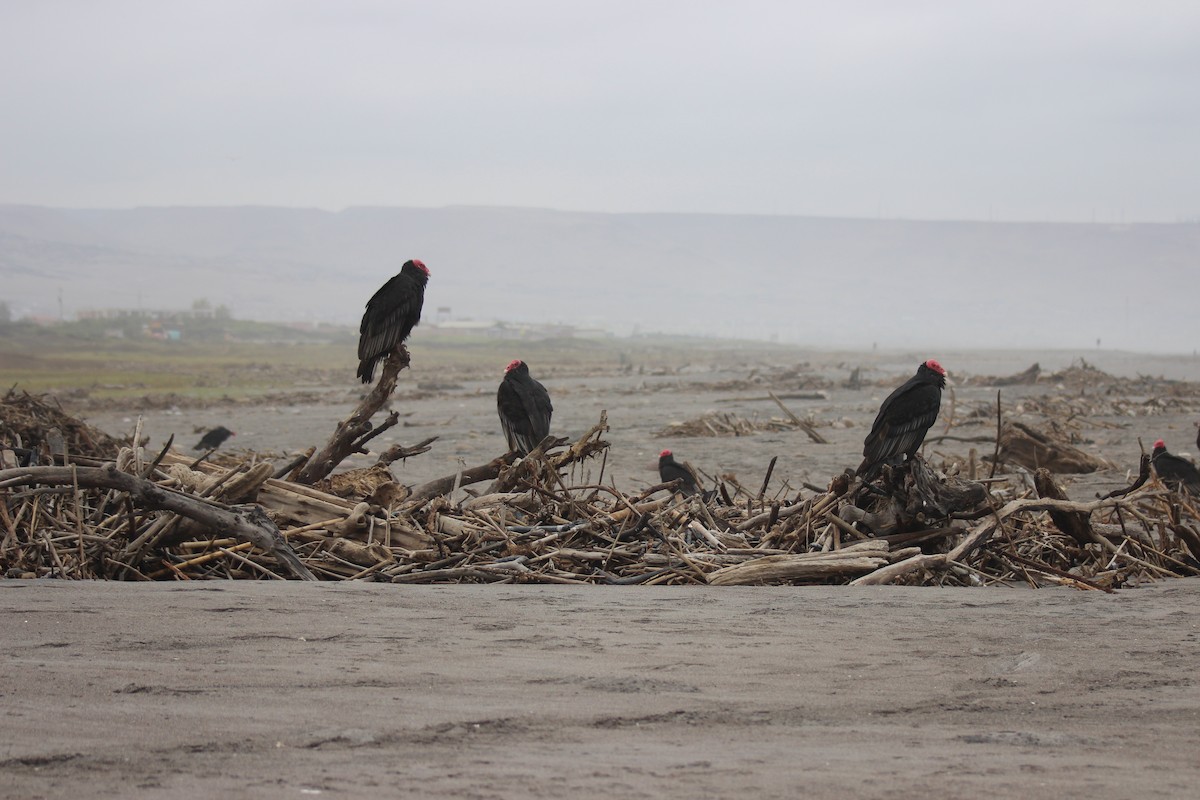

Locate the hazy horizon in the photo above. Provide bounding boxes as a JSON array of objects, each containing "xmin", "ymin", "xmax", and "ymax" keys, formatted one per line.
[{"xmin": 3, "ymin": 204, "xmax": 1197, "ymax": 355}]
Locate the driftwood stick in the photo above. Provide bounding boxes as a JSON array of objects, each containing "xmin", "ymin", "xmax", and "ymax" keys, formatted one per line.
[
  {"xmin": 1033, "ymin": 468, "xmax": 1100, "ymax": 547},
  {"xmin": 947, "ymin": 494, "xmax": 1135, "ymax": 563},
  {"xmin": 767, "ymin": 390, "xmax": 828, "ymax": 444},
  {"xmin": 406, "ymin": 453, "xmax": 519, "ymax": 506},
  {"xmin": 989, "ymin": 390, "xmax": 1002, "ymax": 479},
  {"xmin": 708, "ymin": 550, "xmax": 888, "ymax": 585},
  {"xmin": 142, "ymin": 435, "xmax": 175, "ymax": 479},
  {"xmin": 348, "ymin": 410, "xmax": 401, "ymax": 454},
  {"xmin": 293, "ymin": 345, "xmax": 411, "ymax": 485},
  {"xmin": 1100, "ymin": 453, "xmax": 1152, "ymax": 500},
  {"xmin": 0, "ymin": 464, "xmax": 316, "ymax": 580},
  {"xmin": 277, "ymin": 448, "xmax": 315, "ymax": 479},
  {"xmin": 1001, "ymin": 550, "xmax": 1113, "ymax": 592},
  {"xmin": 377, "ymin": 436, "xmax": 439, "ymax": 466},
  {"xmin": 758, "ymin": 456, "xmax": 778, "ymax": 500},
  {"xmin": 849, "ymin": 553, "xmax": 947, "ymax": 586}
]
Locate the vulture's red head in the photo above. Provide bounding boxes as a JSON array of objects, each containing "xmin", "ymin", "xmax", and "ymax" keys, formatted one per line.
[
  {"xmin": 659, "ymin": 449, "xmax": 673, "ymax": 459},
  {"xmin": 408, "ymin": 259, "xmax": 430, "ymax": 277},
  {"xmin": 504, "ymin": 359, "xmax": 525, "ymax": 374},
  {"xmin": 924, "ymin": 359, "xmax": 946, "ymax": 376},
  {"xmin": 1154, "ymin": 439, "xmax": 1166, "ymax": 450}
]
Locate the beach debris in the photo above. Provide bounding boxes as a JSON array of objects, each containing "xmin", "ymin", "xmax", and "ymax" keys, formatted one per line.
[
  {"xmin": 657, "ymin": 392, "xmax": 827, "ymax": 444},
  {"xmin": 997, "ymin": 421, "xmax": 1115, "ymax": 473},
  {"xmin": 2, "ymin": 393, "xmax": 1198, "ymax": 590},
  {"xmin": 1, "ymin": 388, "xmax": 124, "ymax": 461}
]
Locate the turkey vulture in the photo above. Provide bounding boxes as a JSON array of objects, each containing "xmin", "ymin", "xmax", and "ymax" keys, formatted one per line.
[
  {"xmin": 497, "ymin": 360, "xmax": 553, "ymax": 455},
  {"xmin": 658, "ymin": 449, "xmax": 699, "ymax": 496},
  {"xmin": 357, "ymin": 259, "xmax": 430, "ymax": 383},
  {"xmin": 858, "ymin": 359, "xmax": 946, "ymax": 478},
  {"xmin": 1151, "ymin": 439, "xmax": 1200, "ymax": 493},
  {"xmin": 194, "ymin": 426, "xmax": 235, "ymax": 451}
]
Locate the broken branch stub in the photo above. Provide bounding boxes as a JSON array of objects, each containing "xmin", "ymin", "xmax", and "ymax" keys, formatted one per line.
[{"xmin": 293, "ymin": 345, "xmax": 411, "ymax": 485}]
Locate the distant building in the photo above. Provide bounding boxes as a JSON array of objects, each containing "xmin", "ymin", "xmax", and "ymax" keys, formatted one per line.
[
  {"xmin": 427, "ymin": 320, "xmax": 612, "ymax": 340},
  {"xmin": 76, "ymin": 307, "xmax": 216, "ymax": 321}
]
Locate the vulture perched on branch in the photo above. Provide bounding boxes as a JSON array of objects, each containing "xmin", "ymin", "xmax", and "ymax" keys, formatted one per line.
[
  {"xmin": 658, "ymin": 449, "xmax": 699, "ymax": 496},
  {"xmin": 497, "ymin": 360, "xmax": 553, "ymax": 456},
  {"xmin": 1151, "ymin": 439, "xmax": 1200, "ymax": 493},
  {"xmin": 194, "ymin": 426, "xmax": 235, "ymax": 451},
  {"xmin": 858, "ymin": 359, "xmax": 946, "ymax": 479},
  {"xmin": 357, "ymin": 259, "xmax": 429, "ymax": 383}
]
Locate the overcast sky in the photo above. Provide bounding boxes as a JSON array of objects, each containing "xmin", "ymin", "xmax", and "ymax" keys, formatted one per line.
[{"xmin": 2, "ymin": 1, "xmax": 1198, "ymax": 222}]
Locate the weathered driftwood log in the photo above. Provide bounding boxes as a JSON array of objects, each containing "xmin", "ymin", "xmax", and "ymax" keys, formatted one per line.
[
  {"xmin": 849, "ymin": 553, "xmax": 947, "ymax": 586},
  {"xmin": 216, "ymin": 462, "xmax": 276, "ymax": 504},
  {"xmin": 0, "ymin": 464, "xmax": 316, "ymax": 580},
  {"xmin": 158, "ymin": 451, "xmax": 432, "ymax": 550},
  {"xmin": 376, "ymin": 435, "xmax": 438, "ymax": 466},
  {"xmin": 324, "ymin": 463, "xmax": 401, "ymax": 500},
  {"xmin": 767, "ymin": 391, "xmax": 828, "ymax": 444},
  {"xmin": 947, "ymin": 494, "xmax": 1136, "ymax": 563},
  {"xmin": 908, "ymin": 458, "xmax": 987, "ymax": 516},
  {"xmin": 405, "ymin": 453, "xmax": 519, "ymax": 506},
  {"xmin": 997, "ymin": 421, "xmax": 1114, "ymax": 474},
  {"xmin": 1033, "ymin": 468, "xmax": 1098, "ymax": 547},
  {"xmin": 989, "ymin": 363, "xmax": 1041, "ymax": 386},
  {"xmin": 1101, "ymin": 453, "xmax": 1151, "ymax": 499},
  {"xmin": 844, "ymin": 456, "xmax": 986, "ymax": 535},
  {"xmin": 1169, "ymin": 522, "xmax": 1200, "ymax": 563},
  {"xmin": 292, "ymin": 346, "xmax": 411, "ymax": 485},
  {"xmin": 708, "ymin": 541, "xmax": 890, "ymax": 585}
]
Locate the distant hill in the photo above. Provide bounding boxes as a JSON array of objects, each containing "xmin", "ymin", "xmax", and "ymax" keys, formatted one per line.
[{"xmin": 1, "ymin": 204, "xmax": 1197, "ymax": 352}]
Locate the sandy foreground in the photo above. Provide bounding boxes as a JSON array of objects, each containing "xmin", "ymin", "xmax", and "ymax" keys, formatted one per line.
[{"xmin": 2, "ymin": 580, "xmax": 1198, "ymax": 799}]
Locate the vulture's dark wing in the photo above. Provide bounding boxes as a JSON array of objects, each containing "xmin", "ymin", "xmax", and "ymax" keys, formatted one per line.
[
  {"xmin": 659, "ymin": 458, "xmax": 698, "ymax": 495},
  {"xmin": 1153, "ymin": 451, "xmax": 1200, "ymax": 491},
  {"xmin": 357, "ymin": 272, "xmax": 426, "ymax": 383},
  {"xmin": 861, "ymin": 380, "xmax": 941, "ymax": 469},
  {"xmin": 497, "ymin": 374, "xmax": 553, "ymax": 455},
  {"xmin": 497, "ymin": 378, "xmax": 527, "ymax": 453}
]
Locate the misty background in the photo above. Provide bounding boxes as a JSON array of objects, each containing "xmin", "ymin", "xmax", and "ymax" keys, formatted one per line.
[{"xmin": 1, "ymin": 2, "xmax": 1198, "ymax": 352}]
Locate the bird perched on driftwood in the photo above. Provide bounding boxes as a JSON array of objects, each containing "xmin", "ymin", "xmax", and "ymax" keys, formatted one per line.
[
  {"xmin": 357, "ymin": 259, "xmax": 429, "ymax": 383},
  {"xmin": 194, "ymin": 426, "xmax": 235, "ymax": 451},
  {"xmin": 658, "ymin": 449, "xmax": 699, "ymax": 496},
  {"xmin": 1151, "ymin": 439, "xmax": 1200, "ymax": 493},
  {"xmin": 497, "ymin": 360, "xmax": 553, "ymax": 456},
  {"xmin": 858, "ymin": 359, "xmax": 946, "ymax": 479}
]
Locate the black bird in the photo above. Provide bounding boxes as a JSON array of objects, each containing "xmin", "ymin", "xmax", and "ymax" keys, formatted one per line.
[
  {"xmin": 194, "ymin": 426, "xmax": 235, "ymax": 451},
  {"xmin": 658, "ymin": 449, "xmax": 699, "ymax": 496},
  {"xmin": 357, "ymin": 259, "xmax": 430, "ymax": 383},
  {"xmin": 858, "ymin": 359, "xmax": 946, "ymax": 479},
  {"xmin": 497, "ymin": 360, "xmax": 553, "ymax": 455},
  {"xmin": 1151, "ymin": 439, "xmax": 1200, "ymax": 493}
]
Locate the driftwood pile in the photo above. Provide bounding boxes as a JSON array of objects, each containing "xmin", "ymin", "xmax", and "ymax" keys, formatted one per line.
[
  {"xmin": 657, "ymin": 392, "xmax": 829, "ymax": 444},
  {"xmin": 963, "ymin": 360, "xmax": 1200, "ymax": 414},
  {"xmin": 3, "ymin": 393, "xmax": 1199, "ymax": 589},
  {"xmin": 0, "ymin": 387, "xmax": 124, "ymax": 464},
  {"xmin": 996, "ymin": 421, "xmax": 1116, "ymax": 474}
]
